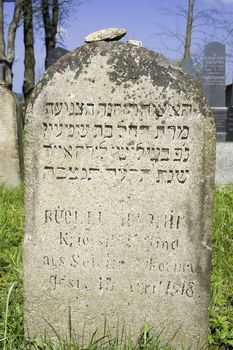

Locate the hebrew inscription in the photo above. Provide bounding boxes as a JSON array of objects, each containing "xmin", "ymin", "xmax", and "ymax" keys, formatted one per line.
[{"xmin": 42, "ymin": 101, "xmax": 191, "ymax": 184}]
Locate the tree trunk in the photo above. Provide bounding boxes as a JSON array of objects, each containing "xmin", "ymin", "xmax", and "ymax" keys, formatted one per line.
[
  {"xmin": 5, "ymin": 0, "xmax": 22, "ymax": 89},
  {"xmin": 0, "ymin": 0, "xmax": 6, "ymax": 80},
  {"xmin": 0, "ymin": 0, "xmax": 5, "ymax": 59},
  {"xmin": 23, "ymin": 0, "xmax": 35, "ymax": 105},
  {"xmin": 183, "ymin": 0, "xmax": 195, "ymax": 59},
  {"xmin": 42, "ymin": 0, "xmax": 59, "ymax": 69}
]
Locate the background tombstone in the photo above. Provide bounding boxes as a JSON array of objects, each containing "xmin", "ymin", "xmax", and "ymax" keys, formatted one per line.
[
  {"xmin": 226, "ymin": 107, "xmax": 233, "ymax": 141},
  {"xmin": 46, "ymin": 47, "xmax": 69, "ymax": 69},
  {"xmin": 225, "ymin": 84, "xmax": 233, "ymax": 107},
  {"xmin": 24, "ymin": 41, "xmax": 216, "ymax": 349},
  {"xmin": 202, "ymin": 41, "xmax": 227, "ymax": 141},
  {"xmin": 202, "ymin": 41, "xmax": 225, "ymax": 107},
  {"xmin": 0, "ymin": 84, "xmax": 22, "ymax": 187}
]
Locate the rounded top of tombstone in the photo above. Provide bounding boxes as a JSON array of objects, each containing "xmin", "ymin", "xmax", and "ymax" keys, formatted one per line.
[{"xmin": 84, "ymin": 28, "xmax": 127, "ymax": 43}]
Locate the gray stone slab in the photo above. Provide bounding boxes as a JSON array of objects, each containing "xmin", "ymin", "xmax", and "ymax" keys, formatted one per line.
[
  {"xmin": 202, "ymin": 42, "xmax": 225, "ymax": 107},
  {"xmin": 215, "ymin": 142, "xmax": 233, "ymax": 185},
  {"xmin": 24, "ymin": 42, "xmax": 216, "ymax": 349},
  {"xmin": 0, "ymin": 85, "xmax": 21, "ymax": 187}
]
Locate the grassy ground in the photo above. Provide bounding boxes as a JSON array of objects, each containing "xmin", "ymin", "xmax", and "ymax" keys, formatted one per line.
[
  {"xmin": 209, "ymin": 187, "xmax": 233, "ymax": 349},
  {"xmin": 0, "ymin": 186, "xmax": 232, "ymax": 349}
]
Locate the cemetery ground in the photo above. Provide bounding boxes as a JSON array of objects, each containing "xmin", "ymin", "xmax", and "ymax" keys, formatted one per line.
[{"xmin": 0, "ymin": 186, "xmax": 232, "ymax": 350}]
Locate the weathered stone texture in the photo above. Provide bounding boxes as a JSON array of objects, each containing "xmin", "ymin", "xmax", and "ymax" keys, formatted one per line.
[
  {"xmin": 0, "ymin": 85, "xmax": 21, "ymax": 187},
  {"xmin": 24, "ymin": 42, "xmax": 216, "ymax": 349}
]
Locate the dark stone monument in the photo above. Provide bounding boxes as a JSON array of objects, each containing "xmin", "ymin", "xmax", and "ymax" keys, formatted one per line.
[
  {"xmin": 46, "ymin": 47, "xmax": 69, "ymax": 69},
  {"xmin": 202, "ymin": 42, "xmax": 225, "ymax": 107},
  {"xmin": 212, "ymin": 107, "xmax": 228, "ymax": 141},
  {"xmin": 226, "ymin": 107, "xmax": 233, "ymax": 141},
  {"xmin": 225, "ymin": 84, "xmax": 232, "ymax": 107}
]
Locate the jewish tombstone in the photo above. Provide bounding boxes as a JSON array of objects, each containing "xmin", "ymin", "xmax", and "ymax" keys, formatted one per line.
[
  {"xmin": 24, "ymin": 40, "xmax": 216, "ymax": 349},
  {"xmin": 202, "ymin": 42, "xmax": 227, "ymax": 140},
  {"xmin": 0, "ymin": 84, "xmax": 22, "ymax": 187},
  {"xmin": 46, "ymin": 47, "xmax": 69, "ymax": 69},
  {"xmin": 202, "ymin": 42, "xmax": 225, "ymax": 107}
]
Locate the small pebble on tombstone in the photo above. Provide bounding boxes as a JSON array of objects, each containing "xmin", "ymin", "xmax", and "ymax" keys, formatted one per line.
[
  {"xmin": 24, "ymin": 38, "xmax": 216, "ymax": 349},
  {"xmin": 84, "ymin": 28, "xmax": 127, "ymax": 42}
]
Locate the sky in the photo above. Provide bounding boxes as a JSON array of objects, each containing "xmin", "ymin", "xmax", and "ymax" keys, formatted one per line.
[{"xmin": 3, "ymin": 0, "xmax": 233, "ymax": 92}]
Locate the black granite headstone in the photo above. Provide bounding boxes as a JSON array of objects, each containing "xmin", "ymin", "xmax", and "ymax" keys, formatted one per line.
[
  {"xmin": 202, "ymin": 42, "xmax": 225, "ymax": 107},
  {"xmin": 46, "ymin": 47, "xmax": 69, "ymax": 69},
  {"xmin": 212, "ymin": 107, "xmax": 227, "ymax": 141},
  {"xmin": 226, "ymin": 107, "xmax": 233, "ymax": 141},
  {"xmin": 225, "ymin": 84, "xmax": 232, "ymax": 107}
]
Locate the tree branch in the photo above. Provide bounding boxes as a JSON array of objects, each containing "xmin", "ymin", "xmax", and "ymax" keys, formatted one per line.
[{"xmin": 7, "ymin": 0, "xmax": 23, "ymax": 64}]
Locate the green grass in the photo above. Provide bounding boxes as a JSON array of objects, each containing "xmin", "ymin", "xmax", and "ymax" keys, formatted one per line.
[
  {"xmin": 0, "ymin": 185, "xmax": 25, "ymax": 349},
  {"xmin": 0, "ymin": 186, "xmax": 232, "ymax": 349},
  {"xmin": 209, "ymin": 187, "xmax": 233, "ymax": 349}
]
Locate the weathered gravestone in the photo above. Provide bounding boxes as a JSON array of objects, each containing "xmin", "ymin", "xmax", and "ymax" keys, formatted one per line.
[
  {"xmin": 202, "ymin": 42, "xmax": 225, "ymax": 107},
  {"xmin": 24, "ymin": 41, "xmax": 216, "ymax": 349},
  {"xmin": 202, "ymin": 42, "xmax": 227, "ymax": 140},
  {"xmin": 0, "ymin": 84, "xmax": 22, "ymax": 187}
]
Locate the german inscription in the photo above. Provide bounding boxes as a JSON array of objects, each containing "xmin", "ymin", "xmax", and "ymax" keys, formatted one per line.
[{"xmin": 24, "ymin": 42, "xmax": 216, "ymax": 349}]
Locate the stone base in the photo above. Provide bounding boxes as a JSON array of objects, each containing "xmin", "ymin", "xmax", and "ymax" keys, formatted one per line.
[
  {"xmin": 216, "ymin": 132, "xmax": 226, "ymax": 142},
  {"xmin": 215, "ymin": 142, "xmax": 233, "ymax": 185},
  {"xmin": 212, "ymin": 107, "xmax": 227, "ymax": 134}
]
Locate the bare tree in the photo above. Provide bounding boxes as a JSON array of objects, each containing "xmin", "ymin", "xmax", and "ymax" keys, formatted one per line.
[
  {"xmin": 0, "ymin": 0, "xmax": 23, "ymax": 90},
  {"xmin": 41, "ymin": 0, "xmax": 59, "ymax": 68},
  {"xmin": 34, "ymin": 0, "xmax": 84, "ymax": 69},
  {"xmin": 0, "ymin": 1, "xmax": 4, "ymax": 65},
  {"xmin": 153, "ymin": 0, "xmax": 233, "ymax": 69},
  {"xmin": 23, "ymin": 0, "xmax": 35, "ymax": 104},
  {"xmin": 184, "ymin": 0, "xmax": 195, "ymax": 59}
]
